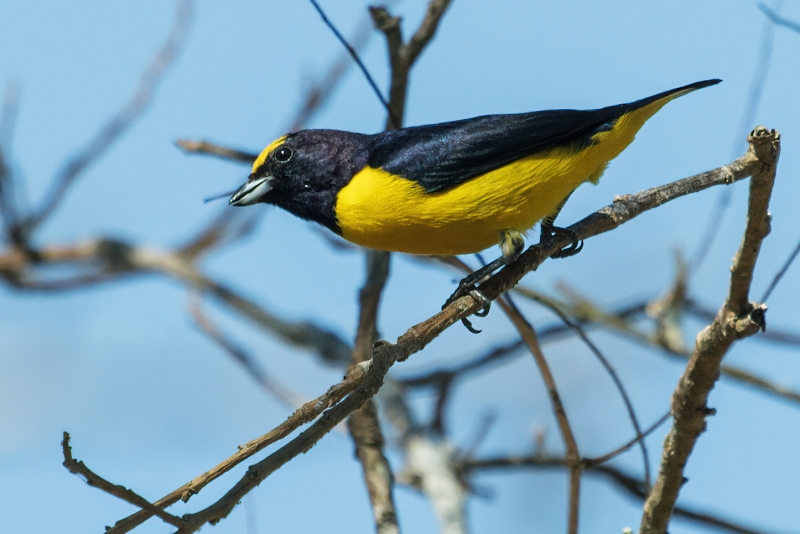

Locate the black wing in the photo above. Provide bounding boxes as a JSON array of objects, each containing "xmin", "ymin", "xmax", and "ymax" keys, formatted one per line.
[{"xmin": 366, "ymin": 80, "xmax": 720, "ymax": 193}]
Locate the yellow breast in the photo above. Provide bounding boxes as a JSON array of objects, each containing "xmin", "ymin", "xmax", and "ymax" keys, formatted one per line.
[{"xmin": 335, "ymin": 104, "xmax": 666, "ymax": 255}]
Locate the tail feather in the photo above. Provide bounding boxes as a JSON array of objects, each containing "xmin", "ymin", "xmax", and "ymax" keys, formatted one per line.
[{"xmin": 627, "ymin": 79, "xmax": 722, "ymax": 111}]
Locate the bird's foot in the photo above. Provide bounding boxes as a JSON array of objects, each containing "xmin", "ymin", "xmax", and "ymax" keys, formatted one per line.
[
  {"xmin": 443, "ymin": 279, "xmax": 492, "ymax": 334},
  {"xmin": 541, "ymin": 225, "xmax": 583, "ymax": 259}
]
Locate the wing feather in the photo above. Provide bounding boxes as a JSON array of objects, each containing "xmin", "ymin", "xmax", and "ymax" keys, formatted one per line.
[{"xmin": 367, "ymin": 80, "xmax": 720, "ymax": 193}]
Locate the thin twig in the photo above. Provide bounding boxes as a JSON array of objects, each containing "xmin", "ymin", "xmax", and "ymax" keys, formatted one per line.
[
  {"xmin": 62, "ymin": 433, "xmax": 186, "ymax": 529},
  {"xmin": 584, "ymin": 411, "xmax": 671, "ymax": 468},
  {"xmin": 462, "ymin": 455, "xmax": 778, "ymax": 534},
  {"xmin": 641, "ymin": 127, "xmax": 780, "ymax": 533},
  {"xmin": 397, "ymin": 300, "xmax": 647, "ymax": 389},
  {"xmin": 189, "ymin": 295, "xmax": 306, "ymax": 408},
  {"xmin": 287, "ymin": 5, "xmax": 391, "ymax": 132},
  {"xmin": 499, "ymin": 296, "xmax": 582, "ymax": 534},
  {"xmin": 436, "ymin": 256, "xmax": 651, "ymax": 490},
  {"xmin": 347, "ymin": 251, "xmax": 399, "ymax": 534},
  {"xmin": 689, "ymin": 0, "xmax": 783, "ymax": 273},
  {"xmin": 174, "ymin": 139, "xmax": 257, "ymax": 163},
  {"xmin": 370, "ymin": 0, "xmax": 453, "ymax": 129},
  {"xmin": 545, "ymin": 288, "xmax": 800, "ymax": 407},
  {"xmin": 458, "ymin": 412, "xmax": 497, "ymax": 460},
  {"xmin": 26, "ymin": 0, "xmax": 194, "ymax": 233},
  {"xmin": 0, "ymin": 238, "xmax": 353, "ymax": 363},
  {"xmin": 526, "ymin": 292, "xmax": 651, "ymax": 491},
  {"xmin": 106, "ymin": 360, "xmax": 372, "ymax": 533},
  {"xmin": 178, "ymin": 209, "xmax": 260, "ymax": 259},
  {"xmin": 759, "ymin": 2, "xmax": 800, "ymax": 34},
  {"xmin": 760, "ymin": 235, "xmax": 800, "ymax": 301},
  {"xmin": 0, "ymin": 86, "xmax": 25, "ymax": 248},
  {"xmin": 687, "ymin": 301, "xmax": 800, "ymax": 344},
  {"xmin": 0, "ymin": 81, "xmax": 21, "ymax": 234},
  {"xmin": 308, "ymin": 0, "xmax": 399, "ymax": 129},
  {"xmin": 176, "ymin": 7, "xmax": 388, "ymax": 163}
]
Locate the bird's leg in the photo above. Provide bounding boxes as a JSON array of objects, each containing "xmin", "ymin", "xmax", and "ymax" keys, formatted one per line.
[
  {"xmin": 444, "ymin": 229, "xmax": 525, "ymax": 333},
  {"xmin": 540, "ymin": 193, "xmax": 583, "ymax": 258}
]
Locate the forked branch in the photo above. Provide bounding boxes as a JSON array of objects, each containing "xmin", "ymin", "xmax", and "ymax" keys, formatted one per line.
[{"xmin": 640, "ymin": 127, "xmax": 779, "ymax": 533}]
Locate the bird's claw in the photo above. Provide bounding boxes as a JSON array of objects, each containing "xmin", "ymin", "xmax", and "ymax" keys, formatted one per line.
[
  {"xmin": 444, "ymin": 283, "xmax": 493, "ymax": 334},
  {"xmin": 470, "ymin": 289, "xmax": 492, "ymax": 317},
  {"xmin": 460, "ymin": 317, "xmax": 482, "ymax": 334},
  {"xmin": 444, "ymin": 278, "xmax": 471, "ymax": 308},
  {"xmin": 551, "ymin": 237, "xmax": 583, "ymax": 258},
  {"xmin": 542, "ymin": 226, "xmax": 583, "ymax": 259}
]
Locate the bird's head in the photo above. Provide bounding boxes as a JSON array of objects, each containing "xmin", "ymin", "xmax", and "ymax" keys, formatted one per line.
[
  {"xmin": 229, "ymin": 135, "xmax": 295, "ymax": 206},
  {"xmin": 227, "ymin": 130, "xmax": 369, "ymax": 232}
]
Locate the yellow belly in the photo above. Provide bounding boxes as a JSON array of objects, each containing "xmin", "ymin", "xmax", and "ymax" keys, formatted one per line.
[{"xmin": 335, "ymin": 104, "xmax": 665, "ymax": 255}]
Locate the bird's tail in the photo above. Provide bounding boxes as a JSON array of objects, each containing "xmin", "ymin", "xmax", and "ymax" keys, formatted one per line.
[{"xmin": 626, "ymin": 79, "xmax": 721, "ymax": 112}]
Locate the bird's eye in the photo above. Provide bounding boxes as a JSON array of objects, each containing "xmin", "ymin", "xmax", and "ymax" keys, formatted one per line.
[{"xmin": 273, "ymin": 146, "xmax": 293, "ymax": 163}]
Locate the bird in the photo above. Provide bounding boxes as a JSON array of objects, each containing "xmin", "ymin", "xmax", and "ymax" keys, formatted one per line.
[{"xmin": 229, "ymin": 79, "xmax": 720, "ymax": 326}]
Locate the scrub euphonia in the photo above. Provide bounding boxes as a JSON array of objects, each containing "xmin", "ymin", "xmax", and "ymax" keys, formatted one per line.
[{"xmin": 229, "ymin": 79, "xmax": 719, "ymax": 306}]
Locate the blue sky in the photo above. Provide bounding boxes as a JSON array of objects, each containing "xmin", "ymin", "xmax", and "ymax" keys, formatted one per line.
[{"xmin": 1, "ymin": 1, "xmax": 799, "ymax": 533}]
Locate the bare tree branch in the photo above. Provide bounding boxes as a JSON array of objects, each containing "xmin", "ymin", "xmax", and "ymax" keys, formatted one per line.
[
  {"xmin": 174, "ymin": 139, "xmax": 257, "ymax": 163},
  {"xmin": 584, "ymin": 411, "xmax": 671, "ymax": 468},
  {"xmin": 526, "ymin": 291, "xmax": 652, "ymax": 490},
  {"xmin": 401, "ymin": 434, "xmax": 469, "ymax": 534},
  {"xmin": 347, "ymin": 251, "xmax": 399, "ymax": 534},
  {"xmin": 463, "ymin": 455, "xmax": 778, "ymax": 534},
  {"xmin": 158, "ymin": 286, "xmax": 474, "ymax": 532},
  {"xmin": 727, "ymin": 136, "xmax": 778, "ymax": 314},
  {"xmin": 288, "ymin": 5, "xmax": 390, "ymax": 132},
  {"xmin": 62, "ymin": 433, "xmax": 186, "ymax": 529},
  {"xmin": 689, "ymin": 0, "xmax": 783, "ymax": 273},
  {"xmin": 170, "ymin": 343, "xmax": 401, "ymax": 532},
  {"xmin": 0, "ymin": 80, "xmax": 22, "ymax": 237},
  {"xmin": 309, "ymin": 0, "xmax": 398, "ymax": 128},
  {"xmin": 370, "ymin": 0, "xmax": 453, "ymax": 129},
  {"xmin": 759, "ymin": 2, "xmax": 800, "ymax": 34},
  {"xmin": 25, "ymin": 0, "xmax": 194, "ymax": 234},
  {"xmin": 641, "ymin": 127, "xmax": 780, "ymax": 533},
  {"xmin": 189, "ymin": 295, "xmax": 306, "ymax": 408},
  {"xmin": 549, "ymin": 288, "xmax": 800, "ymax": 407},
  {"xmin": 106, "ymin": 360, "xmax": 372, "ymax": 533},
  {"xmin": 499, "ymin": 296, "xmax": 582, "ymax": 534},
  {"xmin": 760, "ymin": 234, "xmax": 800, "ymax": 301},
  {"xmin": 348, "ymin": 399, "xmax": 400, "ymax": 534},
  {"xmin": 177, "ymin": 210, "xmax": 260, "ymax": 259},
  {"xmin": 0, "ymin": 238, "xmax": 353, "ymax": 364}
]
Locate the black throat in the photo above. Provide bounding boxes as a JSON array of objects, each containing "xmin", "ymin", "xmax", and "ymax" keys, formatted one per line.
[{"xmin": 266, "ymin": 130, "xmax": 371, "ymax": 235}]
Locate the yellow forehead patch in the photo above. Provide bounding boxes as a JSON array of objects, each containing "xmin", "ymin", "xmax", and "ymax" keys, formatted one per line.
[{"xmin": 252, "ymin": 135, "xmax": 288, "ymax": 173}]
